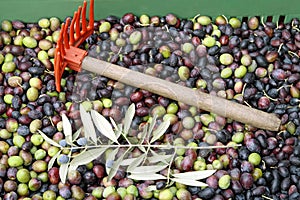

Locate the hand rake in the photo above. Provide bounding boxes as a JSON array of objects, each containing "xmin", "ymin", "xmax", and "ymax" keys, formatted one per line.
[{"xmin": 54, "ymin": 0, "xmax": 281, "ymax": 131}]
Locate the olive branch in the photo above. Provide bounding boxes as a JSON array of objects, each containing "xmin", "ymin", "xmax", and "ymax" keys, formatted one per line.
[{"xmin": 38, "ymin": 103, "xmax": 239, "ymax": 188}]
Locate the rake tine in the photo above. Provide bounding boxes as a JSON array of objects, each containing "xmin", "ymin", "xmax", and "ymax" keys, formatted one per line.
[
  {"xmin": 81, "ymin": 1, "xmax": 87, "ymax": 33},
  {"xmin": 69, "ymin": 12, "xmax": 77, "ymax": 45},
  {"xmin": 75, "ymin": 6, "xmax": 82, "ymax": 40}
]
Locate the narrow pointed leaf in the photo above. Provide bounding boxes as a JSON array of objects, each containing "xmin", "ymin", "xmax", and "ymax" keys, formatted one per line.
[
  {"xmin": 148, "ymin": 154, "xmax": 173, "ymax": 163},
  {"xmin": 120, "ymin": 157, "xmax": 137, "ymax": 166},
  {"xmin": 150, "ymin": 121, "xmax": 170, "ymax": 143},
  {"xmin": 123, "ymin": 103, "xmax": 135, "ymax": 135},
  {"xmin": 91, "ymin": 110, "xmax": 119, "ymax": 143},
  {"xmin": 37, "ymin": 130, "xmax": 61, "ymax": 148},
  {"xmin": 62, "ymin": 113, "xmax": 73, "ymax": 145},
  {"xmin": 59, "ymin": 163, "xmax": 69, "ymax": 184},
  {"xmin": 127, "ymin": 154, "xmax": 146, "ymax": 172},
  {"xmin": 108, "ymin": 150, "xmax": 129, "ymax": 181},
  {"xmin": 110, "ymin": 117, "xmax": 119, "ymax": 131},
  {"xmin": 70, "ymin": 147, "xmax": 106, "ymax": 170},
  {"xmin": 72, "ymin": 127, "xmax": 82, "ymax": 142},
  {"xmin": 172, "ymin": 170, "xmax": 216, "ymax": 180},
  {"xmin": 148, "ymin": 115, "xmax": 157, "ymax": 135},
  {"xmin": 138, "ymin": 146, "xmax": 146, "ymax": 153},
  {"xmin": 128, "ymin": 164, "xmax": 168, "ymax": 174},
  {"xmin": 80, "ymin": 104, "xmax": 97, "ymax": 144},
  {"xmin": 127, "ymin": 137, "xmax": 139, "ymax": 144},
  {"xmin": 139, "ymin": 123, "xmax": 148, "ymax": 144},
  {"xmin": 48, "ymin": 150, "xmax": 61, "ymax": 171},
  {"xmin": 128, "ymin": 173, "xmax": 167, "ymax": 180},
  {"xmin": 170, "ymin": 178, "xmax": 208, "ymax": 187},
  {"xmin": 105, "ymin": 148, "xmax": 119, "ymax": 175},
  {"xmin": 146, "ymin": 185, "xmax": 158, "ymax": 192}
]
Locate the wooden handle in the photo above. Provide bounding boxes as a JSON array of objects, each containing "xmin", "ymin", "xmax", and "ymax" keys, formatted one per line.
[{"xmin": 82, "ymin": 56, "xmax": 281, "ymax": 131}]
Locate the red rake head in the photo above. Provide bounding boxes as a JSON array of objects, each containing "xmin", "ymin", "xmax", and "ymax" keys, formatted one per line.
[{"xmin": 54, "ymin": 0, "xmax": 94, "ymax": 92}]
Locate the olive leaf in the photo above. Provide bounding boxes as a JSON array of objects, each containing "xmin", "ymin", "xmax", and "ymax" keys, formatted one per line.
[
  {"xmin": 127, "ymin": 154, "xmax": 146, "ymax": 172},
  {"xmin": 62, "ymin": 113, "xmax": 73, "ymax": 146},
  {"xmin": 146, "ymin": 185, "xmax": 158, "ymax": 192},
  {"xmin": 72, "ymin": 127, "xmax": 82, "ymax": 142},
  {"xmin": 107, "ymin": 150, "xmax": 129, "ymax": 181},
  {"xmin": 139, "ymin": 123, "xmax": 149, "ymax": 144},
  {"xmin": 148, "ymin": 154, "xmax": 173, "ymax": 164},
  {"xmin": 91, "ymin": 110, "xmax": 119, "ymax": 143},
  {"xmin": 170, "ymin": 178, "xmax": 208, "ymax": 187},
  {"xmin": 120, "ymin": 157, "xmax": 140, "ymax": 166},
  {"xmin": 150, "ymin": 120, "xmax": 170, "ymax": 143},
  {"xmin": 128, "ymin": 173, "xmax": 167, "ymax": 181},
  {"xmin": 171, "ymin": 170, "xmax": 216, "ymax": 180},
  {"xmin": 48, "ymin": 150, "xmax": 61, "ymax": 171},
  {"xmin": 37, "ymin": 130, "xmax": 61, "ymax": 148},
  {"xmin": 110, "ymin": 117, "xmax": 119, "ymax": 131},
  {"xmin": 123, "ymin": 103, "xmax": 135, "ymax": 135},
  {"xmin": 80, "ymin": 104, "xmax": 97, "ymax": 144},
  {"xmin": 110, "ymin": 117, "xmax": 122, "ymax": 140},
  {"xmin": 59, "ymin": 163, "xmax": 69, "ymax": 184},
  {"xmin": 69, "ymin": 147, "xmax": 106, "ymax": 170},
  {"xmin": 148, "ymin": 115, "xmax": 158, "ymax": 134},
  {"xmin": 105, "ymin": 147, "xmax": 119, "ymax": 175},
  {"xmin": 128, "ymin": 164, "xmax": 169, "ymax": 174}
]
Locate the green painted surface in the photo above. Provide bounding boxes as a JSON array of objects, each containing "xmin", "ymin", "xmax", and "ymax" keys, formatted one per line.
[{"xmin": 0, "ymin": 0, "xmax": 299, "ymax": 22}]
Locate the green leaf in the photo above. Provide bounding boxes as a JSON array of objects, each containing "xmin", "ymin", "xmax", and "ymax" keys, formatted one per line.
[
  {"xmin": 148, "ymin": 154, "xmax": 173, "ymax": 164},
  {"xmin": 59, "ymin": 163, "xmax": 69, "ymax": 184},
  {"xmin": 150, "ymin": 120, "xmax": 170, "ymax": 143},
  {"xmin": 123, "ymin": 103, "xmax": 135, "ymax": 135},
  {"xmin": 120, "ymin": 157, "xmax": 137, "ymax": 166},
  {"xmin": 62, "ymin": 113, "xmax": 73, "ymax": 146},
  {"xmin": 139, "ymin": 123, "xmax": 149, "ymax": 144},
  {"xmin": 138, "ymin": 146, "xmax": 146, "ymax": 153},
  {"xmin": 37, "ymin": 130, "xmax": 61, "ymax": 148},
  {"xmin": 91, "ymin": 110, "xmax": 119, "ymax": 143},
  {"xmin": 105, "ymin": 148, "xmax": 119, "ymax": 175},
  {"xmin": 107, "ymin": 150, "xmax": 129, "ymax": 181},
  {"xmin": 127, "ymin": 154, "xmax": 146, "ymax": 172},
  {"xmin": 172, "ymin": 170, "xmax": 216, "ymax": 180},
  {"xmin": 146, "ymin": 185, "xmax": 158, "ymax": 192},
  {"xmin": 80, "ymin": 104, "xmax": 97, "ymax": 144},
  {"xmin": 128, "ymin": 173, "xmax": 167, "ymax": 181},
  {"xmin": 69, "ymin": 147, "xmax": 106, "ymax": 170},
  {"xmin": 48, "ymin": 150, "xmax": 61, "ymax": 171},
  {"xmin": 110, "ymin": 117, "xmax": 119, "ymax": 131},
  {"xmin": 72, "ymin": 127, "xmax": 82, "ymax": 142},
  {"xmin": 148, "ymin": 115, "xmax": 157, "ymax": 135},
  {"xmin": 170, "ymin": 178, "xmax": 208, "ymax": 187},
  {"xmin": 127, "ymin": 137, "xmax": 139, "ymax": 144},
  {"xmin": 128, "ymin": 164, "xmax": 168, "ymax": 174}
]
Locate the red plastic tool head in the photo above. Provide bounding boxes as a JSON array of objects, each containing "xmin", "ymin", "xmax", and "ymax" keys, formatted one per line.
[{"xmin": 54, "ymin": 0, "xmax": 94, "ymax": 92}]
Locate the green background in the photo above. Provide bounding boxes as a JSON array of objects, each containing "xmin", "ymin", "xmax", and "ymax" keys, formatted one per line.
[{"xmin": 0, "ymin": 0, "xmax": 299, "ymax": 22}]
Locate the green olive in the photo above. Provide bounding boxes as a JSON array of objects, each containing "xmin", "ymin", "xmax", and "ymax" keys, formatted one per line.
[
  {"xmin": 220, "ymin": 53, "xmax": 233, "ymax": 65},
  {"xmin": 220, "ymin": 67, "xmax": 233, "ymax": 78},
  {"xmin": 99, "ymin": 21, "xmax": 111, "ymax": 33},
  {"xmin": 218, "ymin": 174, "xmax": 231, "ymax": 189},
  {"xmin": 38, "ymin": 18, "xmax": 50, "ymax": 28},
  {"xmin": 234, "ymin": 65, "xmax": 247, "ymax": 78},
  {"xmin": 23, "ymin": 36, "xmax": 37, "ymax": 48}
]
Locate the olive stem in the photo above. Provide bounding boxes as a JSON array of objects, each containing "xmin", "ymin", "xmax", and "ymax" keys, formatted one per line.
[
  {"xmin": 222, "ymin": 15, "xmax": 228, "ymax": 24},
  {"xmin": 262, "ymin": 90, "xmax": 278, "ymax": 102},
  {"xmin": 261, "ymin": 16, "xmax": 266, "ymax": 27},
  {"xmin": 64, "ymin": 143, "xmax": 241, "ymax": 150},
  {"xmin": 277, "ymin": 43, "xmax": 283, "ymax": 53},
  {"xmin": 288, "ymin": 50, "xmax": 299, "ymax": 58},
  {"xmin": 262, "ymin": 195, "xmax": 274, "ymax": 200},
  {"xmin": 166, "ymin": 151, "xmax": 176, "ymax": 186}
]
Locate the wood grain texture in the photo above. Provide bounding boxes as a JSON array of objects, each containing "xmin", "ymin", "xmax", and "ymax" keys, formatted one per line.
[{"xmin": 82, "ymin": 56, "xmax": 281, "ymax": 131}]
